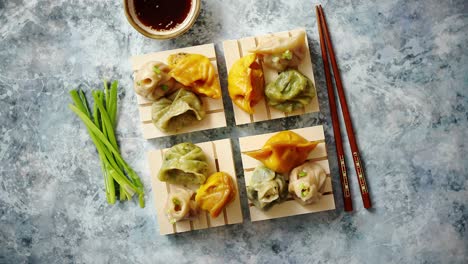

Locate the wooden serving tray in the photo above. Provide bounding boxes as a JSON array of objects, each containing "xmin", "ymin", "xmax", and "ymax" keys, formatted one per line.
[
  {"xmin": 148, "ymin": 139, "xmax": 243, "ymax": 235},
  {"xmin": 238, "ymin": 125, "xmax": 335, "ymax": 222},
  {"xmin": 223, "ymin": 28, "xmax": 320, "ymax": 125},
  {"xmin": 131, "ymin": 44, "xmax": 226, "ymax": 139}
]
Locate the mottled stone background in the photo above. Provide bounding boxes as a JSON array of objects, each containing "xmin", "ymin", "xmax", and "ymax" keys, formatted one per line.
[{"xmin": 0, "ymin": 0, "xmax": 467, "ymax": 263}]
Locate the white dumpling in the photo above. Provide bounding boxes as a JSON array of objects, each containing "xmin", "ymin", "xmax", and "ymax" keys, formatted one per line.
[
  {"xmin": 165, "ymin": 187, "xmax": 198, "ymax": 224},
  {"xmin": 250, "ymin": 31, "xmax": 306, "ymax": 71},
  {"xmin": 133, "ymin": 61, "xmax": 182, "ymax": 101},
  {"xmin": 246, "ymin": 166, "xmax": 287, "ymax": 210},
  {"xmin": 255, "ymin": 181, "xmax": 281, "ymax": 205},
  {"xmin": 288, "ymin": 161, "xmax": 327, "ymax": 204}
]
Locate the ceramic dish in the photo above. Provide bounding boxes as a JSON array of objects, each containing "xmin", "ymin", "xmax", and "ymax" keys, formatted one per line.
[{"xmin": 124, "ymin": 0, "xmax": 200, "ymax": 39}]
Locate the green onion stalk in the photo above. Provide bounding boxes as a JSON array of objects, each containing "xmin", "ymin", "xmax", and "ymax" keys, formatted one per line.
[{"xmin": 69, "ymin": 80, "xmax": 145, "ymax": 207}]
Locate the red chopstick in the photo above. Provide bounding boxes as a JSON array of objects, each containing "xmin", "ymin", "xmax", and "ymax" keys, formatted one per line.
[
  {"xmin": 316, "ymin": 5, "xmax": 372, "ymax": 209},
  {"xmin": 316, "ymin": 6, "xmax": 353, "ymax": 211}
]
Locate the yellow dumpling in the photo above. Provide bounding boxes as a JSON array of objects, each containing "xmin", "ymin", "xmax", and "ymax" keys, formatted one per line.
[
  {"xmin": 228, "ymin": 54, "xmax": 264, "ymax": 114},
  {"xmin": 244, "ymin": 131, "xmax": 318, "ymax": 174},
  {"xmin": 195, "ymin": 172, "xmax": 236, "ymax": 218},
  {"xmin": 168, "ymin": 53, "xmax": 221, "ymax": 99}
]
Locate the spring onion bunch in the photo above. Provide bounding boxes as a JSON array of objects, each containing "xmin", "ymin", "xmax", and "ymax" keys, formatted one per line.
[{"xmin": 69, "ymin": 80, "xmax": 144, "ymax": 207}]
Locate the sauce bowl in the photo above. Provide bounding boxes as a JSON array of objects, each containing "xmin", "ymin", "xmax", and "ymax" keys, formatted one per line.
[{"xmin": 124, "ymin": 0, "xmax": 201, "ymax": 39}]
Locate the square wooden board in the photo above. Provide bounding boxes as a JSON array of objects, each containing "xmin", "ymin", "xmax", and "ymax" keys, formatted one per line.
[
  {"xmin": 131, "ymin": 44, "xmax": 226, "ymax": 139},
  {"xmin": 223, "ymin": 28, "xmax": 320, "ymax": 125},
  {"xmin": 148, "ymin": 139, "xmax": 243, "ymax": 235},
  {"xmin": 238, "ymin": 125, "xmax": 335, "ymax": 222}
]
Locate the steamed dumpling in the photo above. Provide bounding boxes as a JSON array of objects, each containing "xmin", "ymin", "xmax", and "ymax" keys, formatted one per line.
[
  {"xmin": 289, "ymin": 161, "xmax": 327, "ymax": 204},
  {"xmin": 165, "ymin": 187, "xmax": 198, "ymax": 224},
  {"xmin": 228, "ymin": 54, "xmax": 265, "ymax": 114},
  {"xmin": 246, "ymin": 166, "xmax": 287, "ymax": 210},
  {"xmin": 244, "ymin": 130, "xmax": 318, "ymax": 174},
  {"xmin": 250, "ymin": 30, "xmax": 306, "ymax": 71},
  {"xmin": 265, "ymin": 69, "xmax": 315, "ymax": 113},
  {"xmin": 168, "ymin": 53, "xmax": 222, "ymax": 99},
  {"xmin": 158, "ymin": 142, "xmax": 208, "ymax": 185},
  {"xmin": 195, "ymin": 172, "xmax": 236, "ymax": 218},
  {"xmin": 152, "ymin": 89, "xmax": 205, "ymax": 132},
  {"xmin": 134, "ymin": 61, "xmax": 182, "ymax": 101}
]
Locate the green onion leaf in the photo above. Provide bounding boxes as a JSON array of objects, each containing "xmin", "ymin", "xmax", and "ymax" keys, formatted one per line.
[
  {"xmin": 153, "ymin": 66, "xmax": 161, "ymax": 74},
  {"xmin": 282, "ymin": 50, "xmax": 292, "ymax": 60},
  {"xmin": 69, "ymin": 82, "xmax": 145, "ymax": 209}
]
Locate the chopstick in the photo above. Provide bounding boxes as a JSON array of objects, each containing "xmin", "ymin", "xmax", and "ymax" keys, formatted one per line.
[
  {"xmin": 315, "ymin": 6, "xmax": 353, "ymax": 211},
  {"xmin": 316, "ymin": 5, "xmax": 372, "ymax": 209}
]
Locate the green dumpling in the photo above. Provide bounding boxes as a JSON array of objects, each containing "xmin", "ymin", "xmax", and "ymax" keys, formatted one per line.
[
  {"xmin": 265, "ymin": 69, "xmax": 315, "ymax": 113},
  {"xmin": 152, "ymin": 89, "xmax": 205, "ymax": 132},
  {"xmin": 246, "ymin": 166, "xmax": 288, "ymax": 210},
  {"xmin": 158, "ymin": 142, "xmax": 208, "ymax": 185}
]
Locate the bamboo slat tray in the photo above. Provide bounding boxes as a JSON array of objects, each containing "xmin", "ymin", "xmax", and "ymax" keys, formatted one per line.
[
  {"xmin": 131, "ymin": 44, "xmax": 226, "ymax": 139},
  {"xmin": 223, "ymin": 28, "xmax": 320, "ymax": 125},
  {"xmin": 238, "ymin": 125, "xmax": 335, "ymax": 221},
  {"xmin": 148, "ymin": 139, "xmax": 243, "ymax": 235}
]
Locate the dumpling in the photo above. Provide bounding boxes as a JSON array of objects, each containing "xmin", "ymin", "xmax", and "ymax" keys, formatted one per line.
[
  {"xmin": 244, "ymin": 130, "xmax": 318, "ymax": 174},
  {"xmin": 265, "ymin": 69, "xmax": 315, "ymax": 113},
  {"xmin": 250, "ymin": 30, "xmax": 306, "ymax": 71},
  {"xmin": 168, "ymin": 53, "xmax": 222, "ymax": 99},
  {"xmin": 165, "ymin": 187, "xmax": 198, "ymax": 224},
  {"xmin": 158, "ymin": 142, "xmax": 208, "ymax": 185},
  {"xmin": 228, "ymin": 54, "xmax": 265, "ymax": 114},
  {"xmin": 195, "ymin": 172, "xmax": 236, "ymax": 218},
  {"xmin": 152, "ymin": 89, "xmax": 205, "ymax": 132},
  {"xmin": 246, "ymin": 166, "xmax": 287, "ymax": 210},
  {"xmin": 134, "ymin": 61, "xmax": 182, "ymax": 101},
  {"xmin": 289, "ymin": 161, "xmax": 327, "ymax": 204}
]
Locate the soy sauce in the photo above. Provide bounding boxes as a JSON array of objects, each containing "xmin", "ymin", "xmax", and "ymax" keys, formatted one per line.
[{"xmin": 134, "ymin": 0, "xmax": 192, "ymax": 31}]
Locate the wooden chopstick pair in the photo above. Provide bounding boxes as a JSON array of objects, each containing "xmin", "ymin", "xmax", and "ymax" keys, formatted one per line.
[{"xmin": 316, "ymin": 5, "xmax": 371, "ymax": 211}]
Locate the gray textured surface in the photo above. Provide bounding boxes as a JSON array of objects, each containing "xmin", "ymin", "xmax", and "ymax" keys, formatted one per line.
[{"xmin": 1, "ymin": 0, "xmax": 467, "ymax": 263}]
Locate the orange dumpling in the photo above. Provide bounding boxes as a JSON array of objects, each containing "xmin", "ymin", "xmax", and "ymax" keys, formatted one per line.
[
  {"xmin": 244, "ymin": 131, "xmax": 318, "ymax": 174},
  {"xmin": 168, "ymin": 53, "xmax": 221, "ymax": 99},
  {"xmin": 195, "ymin": 172, "xmax": 236, "ymax": 218},
  {"xmin": 228, "ymin": 54, "xmax": 265, "ymax": 114}
]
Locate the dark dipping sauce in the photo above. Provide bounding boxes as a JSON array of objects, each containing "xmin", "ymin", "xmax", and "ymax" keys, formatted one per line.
[{"xmin": 133, "ymin": 0, "xmax": 192, "ymax": 31}]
